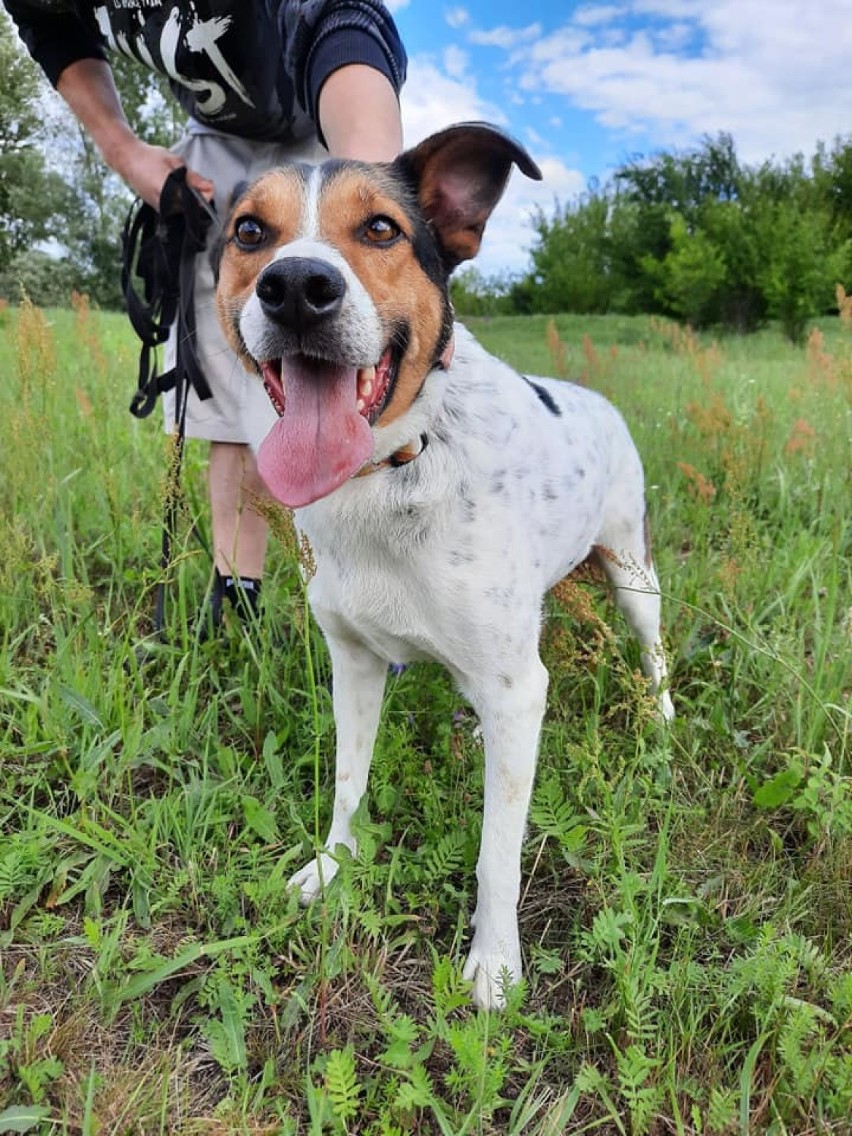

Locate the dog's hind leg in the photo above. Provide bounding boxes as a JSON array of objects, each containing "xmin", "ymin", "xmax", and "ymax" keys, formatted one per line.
[
  {"xmin": 460, "ymin": 655, "xmax": 549, "ymax": 1009},
  {"xmin": 288, "ymin": 635, "xmax": 387, "ymax": 902},
  {"xmin": 593, "ymin": 519, "xmax": 675, "ymax": 721}
]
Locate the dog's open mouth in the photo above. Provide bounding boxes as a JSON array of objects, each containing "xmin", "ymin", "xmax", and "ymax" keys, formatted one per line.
[
  {"xmin": 259, "ymin": 344, "xmax": 397, "ymax": 426},
  {"xmin": 254, "ymin": 346, "xmax": 399, "ymax": 510}
]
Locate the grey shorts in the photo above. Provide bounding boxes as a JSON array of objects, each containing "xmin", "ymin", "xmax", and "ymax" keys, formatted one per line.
[{"xmin": 163, "ymin": 128, "xmax": 326, "ymax": 442}]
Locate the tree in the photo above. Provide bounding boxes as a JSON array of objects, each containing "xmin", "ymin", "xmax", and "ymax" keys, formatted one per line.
[
  {"xmin": 526, "ymin": 189, "xmax": 615, "ymax": 313},
  {"xmin": 0, "ymin": 11, "xmax": 186, "ymax": 306},
  {"xmin": 641, "ymin": 212, "xmax": 727, "ymax": 326},
  {"xmin": 0, "ymin": 13, "xmax": 68, "ymax": 277}
]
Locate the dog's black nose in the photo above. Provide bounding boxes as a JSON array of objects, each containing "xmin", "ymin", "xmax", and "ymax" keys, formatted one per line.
[{"xmin": 256, "ymin": 257, "xmax": 346, "ymax": 328}]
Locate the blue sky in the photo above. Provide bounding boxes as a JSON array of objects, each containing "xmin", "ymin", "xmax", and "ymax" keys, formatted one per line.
[{"xmin": 388, "ymin": 0, "xmax": 852, "ymax": 274}]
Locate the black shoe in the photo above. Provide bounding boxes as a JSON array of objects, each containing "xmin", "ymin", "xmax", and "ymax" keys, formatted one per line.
[{"xmin": 200, "ymin": 569, "xmax": 262, "ymax": 640}]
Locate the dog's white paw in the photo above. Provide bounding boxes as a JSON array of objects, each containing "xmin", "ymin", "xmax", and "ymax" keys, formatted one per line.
[
  {"xmin": 659, "ymin": 690, "xmax": 675, "ymax": 723},
  {"xmin": 288, "ymin": 852, "xmax": 341, "ymax": 904},
  {"xmin": 462, "ymin": 931, "xmax": 522, "ymax": 1010}
]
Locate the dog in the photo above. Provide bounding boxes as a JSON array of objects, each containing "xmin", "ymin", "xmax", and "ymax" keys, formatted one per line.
[{"xmin": 213, "ymin": 122, "xmax": 675, "ymax": 1010}]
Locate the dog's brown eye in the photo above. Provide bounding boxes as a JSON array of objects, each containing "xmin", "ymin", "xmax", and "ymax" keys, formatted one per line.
[
  {"xmin": 363, "ymin": 215, "xmax": 401, "ymax": 244},
  {"xmin": 234, "ymin": 216, "xmax": 265, "ymax": 248}
]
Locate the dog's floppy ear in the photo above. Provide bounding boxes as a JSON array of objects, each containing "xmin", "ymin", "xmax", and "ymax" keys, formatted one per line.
[{"xmin": 400, "ymin": 122, "xmax": 542, "ymax": 271}]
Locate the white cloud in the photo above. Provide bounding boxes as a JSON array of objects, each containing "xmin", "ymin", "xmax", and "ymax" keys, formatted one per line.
[
  {"xmin": 445, "ymin": 7, "xmax": 469, "ymax": 29},
  {"xmin": 469, "ymin": 23, "xmax": 542, "ymax": 51},
  {"xmin": 513, "ymin": 0, "xmax": 852, "ymax": 163},
  {"xmin": 400, "ymin": 55, "xmax": 506, "ymax": 146},
  {"xmin": 383, "ymin": 0, "xmax": 411, "ymax": 11},
  {"xmin": 573, "ymin": 5, "xmax": 621, "ymax": 27},
  {"xmin": 525, "ymin": 127, "xmax": 548, "ymax": 149},
  {"xmin": 442, "ymin": 44, "xmax": 468, "ymax": 79}
]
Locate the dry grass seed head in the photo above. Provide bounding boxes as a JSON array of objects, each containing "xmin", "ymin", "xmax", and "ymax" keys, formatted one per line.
[
  {"xmin": 250, "ymin": 493, "xmax": 298, "ymax": 562},
  {"xmin": 784, "ymin": 417, "xmax": 818, "ymax": 456},
  {"xmin": 71, "ymin": 288, "xmax": 108, "ymax": 379},
  {"xmin": 15, "ymin": 294, "xmax": 57, "ymax": 406},
  {"xmin": 835, "ymin": 282, "xmax": 852, "ymax": 325},
  {"xmin": 676, "ymin": 461, "xmax": 716, "ymax": 504},
  {"xmin": 806, "ymin": 327, "xmax": 838, "ymax": 390},
  {"xmin": 685, "ymin": 391, "xmax": 733, "ymax": 438},
  {"xmin": 546, "ymin": 318, "xmax": 570, "ymax": 379},
  {"xmin": 581, "ymin": 333, "xmax": 600, "ymax": 384},
  {"xmin": 159, "ymin": 428, "xmax": 191, "ymax": 541},
  {"xmin": 298, "ymin": 532, "xmax": 317, "ymax": 581},
  {"xmin": 650, "ymin": 315, "xmax": 722, "ymax": 384}
]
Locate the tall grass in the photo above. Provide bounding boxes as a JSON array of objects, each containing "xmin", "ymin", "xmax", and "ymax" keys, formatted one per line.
[{"xmin": 1, "ymin": 296, "xmax": 850, "ymax": 1133}]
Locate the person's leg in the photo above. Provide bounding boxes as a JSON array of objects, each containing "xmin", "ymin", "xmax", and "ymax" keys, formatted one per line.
[
  {"xmin": 203, "ymin": 441, "xmax": 268, "ymax": 633},
  {"xmin": 208, "ymin": 441, "xmax": 268, "ymax": 578}
]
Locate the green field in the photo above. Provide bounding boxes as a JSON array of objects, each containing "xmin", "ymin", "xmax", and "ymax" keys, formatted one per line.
[{"xmin": 1, "ymin": 299, "xmax": 850, "ymax": 1134}]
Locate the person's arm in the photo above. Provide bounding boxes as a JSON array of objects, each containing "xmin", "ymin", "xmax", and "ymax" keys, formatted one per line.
[
  {"xmin": 318, "ymin": 63, "xmax": 402, "ymax": 161},
  {"xmin": 56, "ymin": 58, "xmax": 212, "ymax": 208},
  {"xmin": 284, "ymin": 0, "xmax": 406, "ymax": 159}
]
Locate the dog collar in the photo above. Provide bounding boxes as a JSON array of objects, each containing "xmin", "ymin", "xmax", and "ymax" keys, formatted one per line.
[{"xmin": 358, "ymin": 432, "xmax": 430, "ymax": 476}]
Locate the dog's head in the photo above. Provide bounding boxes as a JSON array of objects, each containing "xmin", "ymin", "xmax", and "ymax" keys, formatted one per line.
[{"xmin": 214, "ymin": 122, "xmax": 541, "ymax": 508}]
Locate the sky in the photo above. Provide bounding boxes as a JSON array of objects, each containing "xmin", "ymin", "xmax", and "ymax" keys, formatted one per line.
[{"xmin": 388, "ymin": 0, "xmax": 852, "ymax": 275}]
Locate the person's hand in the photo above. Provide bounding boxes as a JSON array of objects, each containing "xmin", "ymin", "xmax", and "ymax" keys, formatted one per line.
[
  {"xmin": 55, "ymin": 60, "xmax": 214, "ymax": 210},
  {"xmin": 109, "ymin": 136, "xmax": 214, "ymax": 210}
]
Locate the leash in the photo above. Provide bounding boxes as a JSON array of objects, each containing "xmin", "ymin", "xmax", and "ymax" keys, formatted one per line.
[{"xmin": 121, "ymin": 168, "xmax": 216, "ymax": 634}]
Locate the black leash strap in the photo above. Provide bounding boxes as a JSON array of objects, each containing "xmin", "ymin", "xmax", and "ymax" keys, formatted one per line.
[
  {"xmin": 120, "ymin": 168, "xmax": 217, "ymax": 634},
  {"xmin": 121, "ymin": 167, "xmax": 216, "ymax": 419}
]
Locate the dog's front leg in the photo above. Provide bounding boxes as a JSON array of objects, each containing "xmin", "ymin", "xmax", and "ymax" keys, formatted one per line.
[
  {"xmin": 463, "ymin": 657, "xmax": 549, "ymax": 1010},
  {"xmin": 288, "ymin": 635, "xmax": 387, "ymax": 903}
]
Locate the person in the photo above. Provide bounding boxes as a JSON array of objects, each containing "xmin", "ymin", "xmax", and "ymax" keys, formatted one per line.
[{"xmin": 3, "ymin": 0, "xmax": 407, "ymax": 630}]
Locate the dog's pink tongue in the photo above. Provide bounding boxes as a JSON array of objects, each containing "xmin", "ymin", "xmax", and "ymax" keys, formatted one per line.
[{"xmin": 257, "ymin": 359, "xmax": 373, "ymax": 508}]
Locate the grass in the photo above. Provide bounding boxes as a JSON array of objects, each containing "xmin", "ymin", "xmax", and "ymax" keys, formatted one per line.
[{"xmin": 0, "ymin": 293, "xmax": 850, "ymax": 1134}]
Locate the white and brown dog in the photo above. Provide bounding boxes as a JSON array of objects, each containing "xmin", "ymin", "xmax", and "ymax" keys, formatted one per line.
[{"xmin": 214, "ymin": 123, "xmax": 674, "ymax": 1009}]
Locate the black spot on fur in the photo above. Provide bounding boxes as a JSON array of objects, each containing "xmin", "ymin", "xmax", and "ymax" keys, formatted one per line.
[
  {"xmin": 523, "ymin": 376, "xmax": 562, "ymax": 417},
  {"xmin": 458, "ymin": 493, "xmax": 477, "ymax": 523},
  {"xmin": 449, "ymin": 548, "xmax": 476, "ymax": 567},
  {"xmin": 485, "ymin": 585, "xmax": 513, "ymax": 607}
]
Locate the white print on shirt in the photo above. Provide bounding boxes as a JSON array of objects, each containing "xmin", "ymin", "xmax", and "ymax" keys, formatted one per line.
[{"xmin": 94, "ymin": 3, "xmax": 254, "ymax": 116}]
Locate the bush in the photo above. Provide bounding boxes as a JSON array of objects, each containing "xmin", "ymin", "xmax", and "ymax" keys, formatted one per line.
[
  {"xmin": 520, "ymin": 132, "xmax": 852, "ymax": 340},
  {"xmin": 0, "ymin": 250, "xmax": 81, "ymax": 308},
  {"xmin": 449, "ymin": 266, "xmax": 519, "ymax": 318}
]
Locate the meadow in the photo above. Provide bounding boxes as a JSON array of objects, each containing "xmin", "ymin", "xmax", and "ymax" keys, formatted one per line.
[{"xmin": 0, "ymin": 296, "xmax": 850, "ymax": 1134}]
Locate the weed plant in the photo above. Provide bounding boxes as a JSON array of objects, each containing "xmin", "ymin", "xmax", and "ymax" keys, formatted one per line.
[{"xmin": 0, "ymin": 295, "xmax": 850, "ymax": 1133}]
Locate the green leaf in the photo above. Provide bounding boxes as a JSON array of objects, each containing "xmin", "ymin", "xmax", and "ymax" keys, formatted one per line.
[
  {"xmin": 325, "ymin": 1045, "xmax": 360, "ymax": 1123},
  {"xmin": 204, "ymin": 978, "xmax": 249, "ymax": 1073},
  {"xmin": 395, "ymin": 1064, "xmax": 435, "ymax": 1110},
  {"xmin": 58, "ymin": 684, "xmax": 104, "ymax": 728},
  {"xmin": 262, "ymin": 731, "xmax": 286, "ymax": 789},
  {"xmin": 0, "ymin": 1105, "xmax": 51, "ymax": 1133},
  {"xmin": 241, "ymin": 795, "xmax": 280, "ymax": 843},
  {"xmin": 753, "ymin": 765, "xmax": 803, "ymax": 809}
]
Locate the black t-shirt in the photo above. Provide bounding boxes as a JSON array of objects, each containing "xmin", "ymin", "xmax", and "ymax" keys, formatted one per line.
[{"xmin": 4, "ymin": 0, "xmax": 407, "ymax": 142}]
